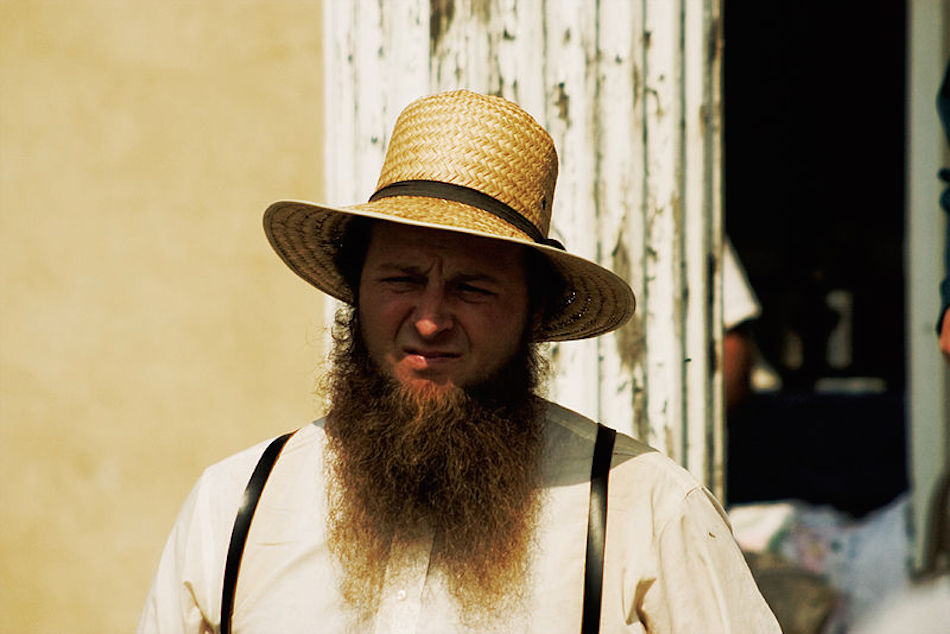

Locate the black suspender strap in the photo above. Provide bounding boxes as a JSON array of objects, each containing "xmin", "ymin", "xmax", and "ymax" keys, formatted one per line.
[
  {"xmin": 220, "ymin": 432, "xmax": 293, "ymax": 634},
  {"xmin": 582, "ymin": 423, "xmax": 617, "ymax": 634}
]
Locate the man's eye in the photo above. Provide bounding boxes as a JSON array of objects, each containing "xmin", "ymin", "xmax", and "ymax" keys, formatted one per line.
[
  {"xmin": 457, "ymin": 284, "xmax": 493, "ymax": 298},
  {"xmin": 381, "ymin": 276, "xmax": 420, "ymax": 288}
]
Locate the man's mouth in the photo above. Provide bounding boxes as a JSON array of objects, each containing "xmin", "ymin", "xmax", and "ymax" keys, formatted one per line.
[{"xmin": 402, "ymin": 348, "xmax": 461, "ymax": 370}]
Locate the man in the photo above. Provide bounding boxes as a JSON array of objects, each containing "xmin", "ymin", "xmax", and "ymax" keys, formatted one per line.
[{"xmin": 139, "ymin": 90, "xmax": 779, "ymax": 633}]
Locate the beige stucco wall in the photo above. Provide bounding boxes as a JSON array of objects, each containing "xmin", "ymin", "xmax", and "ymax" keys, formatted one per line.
[{"xmin": 0, "ymin": 2, "xmax": 325, "ymax": 631}]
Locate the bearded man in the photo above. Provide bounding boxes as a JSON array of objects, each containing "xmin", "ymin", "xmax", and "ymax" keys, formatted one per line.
[{"xmin": 138, "ymin": 90, "xmax": 779, "ymax": 633}]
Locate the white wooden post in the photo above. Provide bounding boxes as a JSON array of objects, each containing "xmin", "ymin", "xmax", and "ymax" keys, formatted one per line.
[{"xmin": 324, "ymin": 0, "xmax": 725, "ymax": 491}]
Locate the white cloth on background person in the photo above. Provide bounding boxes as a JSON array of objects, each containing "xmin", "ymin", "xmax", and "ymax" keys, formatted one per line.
[{"xmin": 723, "ymin": 238, "xmax": 762, "ymax": 331}]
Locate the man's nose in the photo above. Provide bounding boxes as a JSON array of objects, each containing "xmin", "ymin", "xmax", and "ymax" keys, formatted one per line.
[{"xmin": 413, "ymin": 285, "xmax": 453, "ymax": 337}]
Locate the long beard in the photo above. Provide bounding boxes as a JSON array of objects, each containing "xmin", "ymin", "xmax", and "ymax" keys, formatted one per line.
[{"xmin": 322, "ymin": 308, "xmax": 546, "ymax": 625}]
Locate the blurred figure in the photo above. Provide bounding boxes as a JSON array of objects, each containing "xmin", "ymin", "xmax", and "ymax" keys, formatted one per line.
[
  {"xmin": 938, "ymin": 61, "xmax": 950, "ymax": 361},
  {"xmin": 723, "ymin": 237, "xmax": 764, "ymax": 413},
  {"xmin": 722, "ymin": 237, "xmax": 777, "ymax": 415}
]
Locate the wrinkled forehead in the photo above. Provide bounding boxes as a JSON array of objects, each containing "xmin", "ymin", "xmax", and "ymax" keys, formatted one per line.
[{"xmin": 364, "ymin": 221, "xmax": 530, "ymax": 279}]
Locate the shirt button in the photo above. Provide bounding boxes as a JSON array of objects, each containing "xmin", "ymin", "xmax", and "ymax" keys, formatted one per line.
[{"xmin": 397, "ymin": 589, "xmax": 407, "ymax": 601}]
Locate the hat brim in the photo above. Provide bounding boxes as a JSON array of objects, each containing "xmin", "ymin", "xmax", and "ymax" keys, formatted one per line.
[{"xmin": 263, "ymin": 198, "xmax": 636, "ymax": 342}]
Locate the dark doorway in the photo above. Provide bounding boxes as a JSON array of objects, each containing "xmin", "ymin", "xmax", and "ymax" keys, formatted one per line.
[{"xmin": 723, "ymin": 2, "xmax": 909, "ymax": 517}]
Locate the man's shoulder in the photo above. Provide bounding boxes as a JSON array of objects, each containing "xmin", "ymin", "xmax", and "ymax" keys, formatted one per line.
[
  {"xmin": 543, "ymin": 399, "xmax": 656, "ymax": 460},
  {"xmin": 543, "ymin": 400, "xmax": 706, "ymax": 496},
  {"xmin": 198, "ymin": 421, "xmax": 327, "ymax": 490},
  {"xmin": 174, "ymin": 421, "xmax": 328, "ymax": 529}
]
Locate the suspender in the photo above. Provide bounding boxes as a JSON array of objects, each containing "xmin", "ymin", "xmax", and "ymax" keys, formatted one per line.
[
  {"xmin": 582, "ymin": 423, "xmax": 616, "ymax": 634},
  {"xmin": 220, "ymin": 425, "xmax": 615, "ymax": 633},
  {"xmin": 220, "ymin": 432, "xmax": 293, "ymax": 634}
]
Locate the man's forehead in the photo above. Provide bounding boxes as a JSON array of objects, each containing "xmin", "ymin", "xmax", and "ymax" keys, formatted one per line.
[{"xmin": 365, "ymin": 222, "xmax": 527, "ymax": 269}]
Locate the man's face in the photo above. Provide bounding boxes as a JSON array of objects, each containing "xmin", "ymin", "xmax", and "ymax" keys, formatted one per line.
[{"xmin": 358, "ymin": 222, "xmax": 532, "ymax": 391}]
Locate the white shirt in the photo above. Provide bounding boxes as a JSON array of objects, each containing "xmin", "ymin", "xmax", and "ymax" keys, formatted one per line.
[{"xmin": 138, "ymin": 401, "xmax": 780, "ymax": 633}]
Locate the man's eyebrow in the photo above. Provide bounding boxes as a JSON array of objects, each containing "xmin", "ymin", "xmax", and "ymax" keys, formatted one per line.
[
  {"xmin": 369, "ymin": 262, "xmax": 422, "ymax": 274},
  {"xmin": 452, "ymin": 272, "xmax": 501, "ymax": 284},
  {"xmin": 370, "ymin": 262, "xmax": 502, "ymax": 284}
]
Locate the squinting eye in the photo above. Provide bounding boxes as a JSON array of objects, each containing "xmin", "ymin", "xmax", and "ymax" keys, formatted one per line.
[{"xmin": 457, "ymin": 284, "xmax": 492, "ymax": 298}]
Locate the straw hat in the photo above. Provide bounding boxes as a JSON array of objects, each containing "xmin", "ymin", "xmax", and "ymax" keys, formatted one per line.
[{"xmin": 263, "ymin": 89, "xmax": 635, "ymax": 341}]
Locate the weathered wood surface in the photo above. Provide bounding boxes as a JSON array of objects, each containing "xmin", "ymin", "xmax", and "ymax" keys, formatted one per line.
[{"xmin": 324, "ymin": 0, "xmax": 724, "ymax": 490}]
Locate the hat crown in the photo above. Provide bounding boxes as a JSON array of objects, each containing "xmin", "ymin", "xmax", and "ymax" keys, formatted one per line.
[{"xmin": 375, "ymin": 90, "xmax": 558, "ymax": 238}]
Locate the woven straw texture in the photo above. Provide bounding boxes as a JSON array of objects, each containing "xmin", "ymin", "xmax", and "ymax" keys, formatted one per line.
[
  {"xmin": 377, "ymin": 91, "xmax": 557, "ymax": 237},
  {"xmin": 263, "ymin": 90, "xmax": 635, "ymax": 341}
]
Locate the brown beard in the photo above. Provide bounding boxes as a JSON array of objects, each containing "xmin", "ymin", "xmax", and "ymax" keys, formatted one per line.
[{"xmin": 322, "ymin": 307, "xmax": 546, "ymax": 625}]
